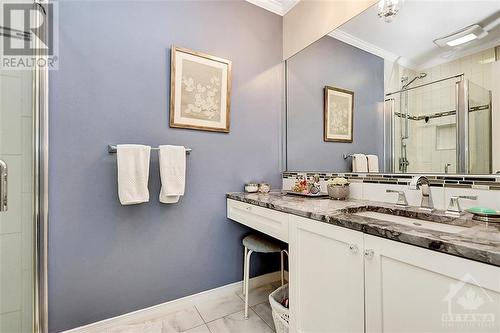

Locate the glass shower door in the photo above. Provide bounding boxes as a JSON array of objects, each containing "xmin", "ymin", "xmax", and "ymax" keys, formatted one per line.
[
  {"xmin": 390, "ymin": 76, "xmax": 459, "ymax": 173},
  {"xmin": 468, "ymin": 81, "xmax": 492, "ymax": 174},
  {"xmin": 0, "ymin": 61, "xmax": 35, "ymax": 332}
]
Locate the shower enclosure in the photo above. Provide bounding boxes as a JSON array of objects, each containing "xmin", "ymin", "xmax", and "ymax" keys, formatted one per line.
[
  {"xmin": 0, "ymin": 1, "xmax": 48, "ymax": 332},
  {"xmin": 385, "ymin": 74, "xmax": 492, "ymax": 174}
]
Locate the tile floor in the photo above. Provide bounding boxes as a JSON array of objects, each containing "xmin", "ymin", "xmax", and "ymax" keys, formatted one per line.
[{"xmin": 109, "ymin": 281, "xmax": 283, "ymax": 333}]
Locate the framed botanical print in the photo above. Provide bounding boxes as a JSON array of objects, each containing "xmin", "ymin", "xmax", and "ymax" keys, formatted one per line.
[
  {"xmin": 170, "ymin": 46, "xmax": 232, "ymax": 133},
  {"xmin": 324, "ymin": 86, "xmax": 354, "ymax": 142}
]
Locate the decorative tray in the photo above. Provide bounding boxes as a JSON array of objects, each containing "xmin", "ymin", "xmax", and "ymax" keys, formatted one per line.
[
  {"xmin": 466, "ymin": 207, "xmax": 500, "ymax": 223},
  {"xmin": 283, "ymin": 190, "xmax": 329, "ymax": 198}
]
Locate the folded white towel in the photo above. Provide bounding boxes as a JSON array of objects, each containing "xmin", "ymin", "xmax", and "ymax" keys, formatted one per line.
[
  {"xmin": 352, "ymin": 154, "xmax": 368, "ymax": 173},
  {"xmin": 117, "ymin": 144, "xmax": 151, "ymax": 205},
  {"xmin": 367, "ymin": 154, "xmax": 379, "ymax": 173},
  {"xmin": 159, "ymin": 145, "xmax": 186, "ymax": 204}
]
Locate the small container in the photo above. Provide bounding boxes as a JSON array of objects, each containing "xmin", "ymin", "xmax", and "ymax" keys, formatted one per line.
[
  {"xmin": 327, "ymin": 184, "xmax": 350, "ymax": 200},
  {"xmin": 258, "ymin": 183, "xmax": 271, "ymax": 193},
  {"xmin": 244, "ymin": 183, "xmax": 259, "ymax": 193}
]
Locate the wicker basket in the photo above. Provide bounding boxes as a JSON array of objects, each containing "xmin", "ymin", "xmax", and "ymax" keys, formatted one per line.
[{"xmin": 269, "ymin": 284, "xmax": 289, "ymax": 333}]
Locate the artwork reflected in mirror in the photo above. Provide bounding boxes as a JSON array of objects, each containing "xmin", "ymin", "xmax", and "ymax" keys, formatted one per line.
[{"xmin": 324, "ymin": 86, "xmax": 354, "ymax": 142}]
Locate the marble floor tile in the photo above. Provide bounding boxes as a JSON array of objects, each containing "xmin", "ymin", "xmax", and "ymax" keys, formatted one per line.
[
  {"xmin": 110, "ymin": 306, "xmax": 203, "ymax": 333},
  {"xmin": 160, "ymin": 306, "xmax": 205, "ymax": 332},
  {"xmin": 236, "ymin": 283, "xmax": 277, "ymax": 307},
  {"xmin": 109, "ymin": 319, "xmax": 163, "ymax": 333},
  {"xmin": 270, "ymin": 280, "xmax": 286, "ymax": 289},
  {"xmin": 181, "ymin": 324, "xmax": 211, "ymax": 333},
  {"xmin": 252, "ymin": 302, "xmax": 275, "ymax": 331},
  {"xmin": 195, "ymin": 293, "xmax": 244, "ymax": 322},
  {"xmin": 207, "ymin": 310, "xmax": 274, "ymax": 333}
]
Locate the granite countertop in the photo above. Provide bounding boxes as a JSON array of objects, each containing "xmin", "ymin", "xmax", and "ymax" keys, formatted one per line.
[{"xmin": 227, "ymin": 191, "xmax": 500, "ymax": 267}]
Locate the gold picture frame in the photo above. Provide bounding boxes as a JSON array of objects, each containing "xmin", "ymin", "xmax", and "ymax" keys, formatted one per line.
[
  {"xmin": 170, "ymin": 46, "xmax": 232, "ymax": 133},
  {"xmin": 324, "ymin": 85, "xmax": 354, "ymax": 142}
]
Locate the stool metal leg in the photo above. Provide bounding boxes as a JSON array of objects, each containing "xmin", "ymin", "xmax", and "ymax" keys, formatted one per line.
[
  {"xmin": 244, "ymin": 249, "xmax": 253, "ymax": 319},
  {"xmin": 242, "ymin": 246, "xmax": 248, "ymax": 295}
]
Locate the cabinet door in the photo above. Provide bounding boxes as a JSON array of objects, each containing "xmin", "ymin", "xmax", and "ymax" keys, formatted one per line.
[
  {"xmin": 364, "ymin": 234, "xmax": 500, "ymax": 333},
  {"xmin": 289, "ymin": 215, "xmax": 365, "ymax": 333}
]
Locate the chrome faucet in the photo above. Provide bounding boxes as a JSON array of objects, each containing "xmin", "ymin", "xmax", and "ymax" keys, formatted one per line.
[
  {"xmin": 386, "ymin": 189, "xmax": 409, "ymax": 207},
  {"xmin": 410, "ymin": 176, "xmax": 434, "ymax": 212},
  {"xmin": 445, "ymin": 196, "xmax": 477, "ymax": 217}
]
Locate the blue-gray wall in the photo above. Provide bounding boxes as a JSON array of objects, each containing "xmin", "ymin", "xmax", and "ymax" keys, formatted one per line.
[
  {"xmin": 286, "ymin": 35, "xmax": 384, "ymax": 171},
  {"xmin": 49, "ymin": 1, "xmax": 283, "ymax": 331}
]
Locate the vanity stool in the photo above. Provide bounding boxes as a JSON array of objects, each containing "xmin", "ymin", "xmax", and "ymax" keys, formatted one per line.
[{"xmin": 242, "ymin": 233, "xmax": 288, "ymax": 319}]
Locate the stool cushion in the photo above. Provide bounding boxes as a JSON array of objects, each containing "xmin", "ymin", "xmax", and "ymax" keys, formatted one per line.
[{"xmin": 243, "ymin": 234, "xmax": 284, "ymax": 253}]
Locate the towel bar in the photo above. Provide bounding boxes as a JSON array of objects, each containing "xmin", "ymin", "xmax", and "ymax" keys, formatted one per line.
[
  {"xmin": 107, "ymin": 145, "xmax": 191, "ymax": 154},
  {"xmin": 343, "ymin": 153, "xmax": 354, "ymax": 159}
]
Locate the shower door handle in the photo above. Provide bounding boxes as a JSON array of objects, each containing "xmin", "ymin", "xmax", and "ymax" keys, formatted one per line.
[{"xmin": 0, "ymin": 159, "xmax": 7, "ymax": 212}]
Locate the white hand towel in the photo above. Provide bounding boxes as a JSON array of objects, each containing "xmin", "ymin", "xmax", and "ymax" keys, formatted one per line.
[
  {"xmin": 367, "ymin": 154, "xmax": 379, "ymax": 173},
  {"xmin": 352, "ymin": 154, "xmax": 368, "ymax": 173},
  {"xmin": 117, "ymin": 144, "xmax": 151, "ymax": 205},
  {"xmin": 159, "ymin": 145, "xmax": 186, "ymax": 204}
]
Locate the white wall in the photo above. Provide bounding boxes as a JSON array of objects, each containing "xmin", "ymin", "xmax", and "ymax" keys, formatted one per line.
[{"xmin": 283, "ymin": 0, "xmax": 376, "ymax": 60}]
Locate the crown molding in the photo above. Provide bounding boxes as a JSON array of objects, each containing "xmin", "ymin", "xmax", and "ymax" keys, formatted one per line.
[
  {"xmin": 328, "ymin": 29, "xmax": 418, "ymax": 70},
  {"xmin": 246, "ymin": 0, "xmax": 300, "ymax": 16}
]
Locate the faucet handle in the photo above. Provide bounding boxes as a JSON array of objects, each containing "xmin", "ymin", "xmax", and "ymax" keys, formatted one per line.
[
  {"xmin": 446, "ymin": 195, "xmax": 477, "ymax": 216},
  {"xmin": 386, "ymin": 189, "xmax": 409, "ymax": 207},
  {"xmin": 456, "ymin": 195, "xmax": 478, "ymax": 200}
]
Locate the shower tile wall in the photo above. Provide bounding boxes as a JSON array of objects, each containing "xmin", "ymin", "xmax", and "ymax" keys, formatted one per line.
[
  {"xmin": 0, "ymin": 69, "xmax": 33, "ymax": 333},
  {"xmin": 395, "ymin": 48, "xmax": 497, "ymax": 173}
]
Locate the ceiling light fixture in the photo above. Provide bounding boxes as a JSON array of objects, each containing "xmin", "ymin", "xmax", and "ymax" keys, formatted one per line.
[
  {"xmin": 434, "ymin": 24, "xmax": 487, "ymax": 48},
  {"xmin": 377, "ymin": 0, "xmax": 402, "ymax": 23},
  {"xmin": 446, "ymin": 33, "xmax": 477, "ymax": 47}
]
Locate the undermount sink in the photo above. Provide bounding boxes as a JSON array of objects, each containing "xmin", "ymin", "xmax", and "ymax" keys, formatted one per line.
[{"xmin": 354, "ymin": 211, "xmax": 467, "ymax": 234}]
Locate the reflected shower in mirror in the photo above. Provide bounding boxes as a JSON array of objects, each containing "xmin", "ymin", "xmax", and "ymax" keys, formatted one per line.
[{"xmin": 285, "ymin": 0, "xmax": 500, "ymax": 175}]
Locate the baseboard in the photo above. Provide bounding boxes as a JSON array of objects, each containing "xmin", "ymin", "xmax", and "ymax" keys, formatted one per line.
[{"xmin": 63, "ymin": 270, "xmax": 288, "ymax": 333}]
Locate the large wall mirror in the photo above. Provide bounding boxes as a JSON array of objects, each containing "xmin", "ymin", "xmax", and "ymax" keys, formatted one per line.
[{"xmin": 285, "ymin": 0, "xmax": 500, "ymax": 175}]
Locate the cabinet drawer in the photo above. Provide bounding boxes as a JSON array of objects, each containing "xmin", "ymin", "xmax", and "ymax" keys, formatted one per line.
[{"xmin": 227, "ymin": 199, "xmax": 289, "ymax": 242}]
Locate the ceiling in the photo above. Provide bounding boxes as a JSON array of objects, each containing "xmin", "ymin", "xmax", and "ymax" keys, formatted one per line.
[
  {"xmin": 245, "ymin": 0, "xmax": 300, "ymax": 16},
  {"xmin": 330, "ymin": 1, "xmax": 500, "ymax": 69}
]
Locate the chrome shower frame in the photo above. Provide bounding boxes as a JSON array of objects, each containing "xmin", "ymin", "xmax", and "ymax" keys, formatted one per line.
[
  {"xmin": 397, "ymin": 73, "xmax": 427, "ymax": 173},
  {"xmin": 384, "ymin": 73, "xmax": 469, "ymax": 174},
  {"xmin": 33, "ymin": 1, "xmax": 49, "ymax": 332}
]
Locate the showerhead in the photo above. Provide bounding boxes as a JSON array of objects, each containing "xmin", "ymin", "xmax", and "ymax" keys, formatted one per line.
[{"xmin": 418, "ymin": 73, "xmax": 427, "ymax": 79}]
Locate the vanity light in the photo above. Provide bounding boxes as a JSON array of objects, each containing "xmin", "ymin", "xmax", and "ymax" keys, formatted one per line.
[
  {"xmin": 434, "ymin": 24, "xmax": 487, "ymax": 48},
  {"xmin": 377, "ymin": 0, "xmax": 402, "ymax": 23}
]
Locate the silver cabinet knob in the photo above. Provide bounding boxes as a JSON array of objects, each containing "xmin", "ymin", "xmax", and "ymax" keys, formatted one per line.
[
  {"xmin": 364, "ymin": 249, "xmax": 374, "ymax": 259},
  {"xmin": 348, "ymin": 244, "xmax": 359, "ymax": 254}
]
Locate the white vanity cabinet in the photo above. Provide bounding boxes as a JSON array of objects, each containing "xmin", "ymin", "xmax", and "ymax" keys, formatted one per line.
[
  {"xmin": 364, "ymin": 234, "xmax": 500, "ymax": 333},
  {"xmin": 227, "ymin": 199, "xmax": 500, "ymax": 333},
  {"xmin": 287, "ymin": 216, "xmax": 500, "ymax": 333},
  {"xmin": 288, "ymin": 215, "xmax": 365, "ymax": 333}
]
